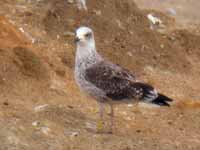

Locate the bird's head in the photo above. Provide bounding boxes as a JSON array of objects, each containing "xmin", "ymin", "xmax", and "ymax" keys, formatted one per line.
[{"xmin": 75, "ymin": 26, "xmax": 95, "ymax": 47}]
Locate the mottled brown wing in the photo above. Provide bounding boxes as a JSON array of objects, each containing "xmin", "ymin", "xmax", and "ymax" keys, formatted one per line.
[
  {"xmin": 85, "ymin": 61, "xmax": 136, "ymax": 100},
  {"xmin": 85, "ymin": 61, "xmax": 173, "ymax": 106}
]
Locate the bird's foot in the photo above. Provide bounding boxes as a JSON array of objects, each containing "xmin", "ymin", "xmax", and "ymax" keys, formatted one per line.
[
  {"xmin": 96, "ymin": 120, "xmax": 104, "ymax": 133},
  {"xmin": 95, "ymin": 121, "xmax": 115, "ymax": 134}
]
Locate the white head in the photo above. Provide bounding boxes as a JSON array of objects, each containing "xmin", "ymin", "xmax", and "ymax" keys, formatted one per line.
[
  {"xmin": 74, "ymin": 27, "xmax": 102, "ymax": 69},
  {"xmin": 75, "ymin": 26, "xmax": 95, "ymax": 50}
]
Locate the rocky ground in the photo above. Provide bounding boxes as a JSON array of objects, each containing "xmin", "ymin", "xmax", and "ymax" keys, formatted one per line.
[{"xmin": 0, "ymin": 0, "xmax": 200, "ymax": 149}]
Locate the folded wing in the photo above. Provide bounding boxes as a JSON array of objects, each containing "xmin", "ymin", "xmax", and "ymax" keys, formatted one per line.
[{"xmin": 85, "ymin": 61, "xmax": 173, "ymax": 106}]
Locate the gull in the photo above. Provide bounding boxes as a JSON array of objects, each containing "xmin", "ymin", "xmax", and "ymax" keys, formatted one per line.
[{"xmin": 74, "ymin": 26, "xmax": 173, "ymax": 133}]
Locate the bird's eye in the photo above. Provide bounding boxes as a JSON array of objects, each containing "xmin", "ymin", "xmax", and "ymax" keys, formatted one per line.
[{"xmin": 85, "ymin": 33, "xmax": 91, "ymax": 38}]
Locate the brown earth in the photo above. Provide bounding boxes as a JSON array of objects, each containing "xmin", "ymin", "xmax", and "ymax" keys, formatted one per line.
[{"xmin": 0, "ymin": 0, "xmax": 200, "ymax": 149}]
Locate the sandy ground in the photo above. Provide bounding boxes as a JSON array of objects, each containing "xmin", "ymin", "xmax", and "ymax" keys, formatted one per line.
[{"xmin": 0, "ymin": 0, "xmax": 200, "ymax": 149}]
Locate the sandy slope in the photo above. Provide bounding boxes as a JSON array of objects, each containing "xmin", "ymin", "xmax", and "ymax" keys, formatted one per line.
[{"xmin": 0, "ymin": 0, "xmax": 200, "ymax": 149}]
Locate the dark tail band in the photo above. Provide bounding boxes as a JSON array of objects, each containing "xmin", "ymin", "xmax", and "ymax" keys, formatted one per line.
[{"xmin": 151, "ymin": 93, "xmax": 173, "ymax": 107}]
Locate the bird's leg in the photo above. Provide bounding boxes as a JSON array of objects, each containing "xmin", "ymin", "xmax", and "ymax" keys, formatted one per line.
[
  {"xmin": 134, "ymin": 102, "xmax": 139, "ymax": 112},
  {"xmin": 97, "ymin": 102, "xmax": 104, "ymax": 132},
  {"xmin": 108, "ymin": 103, "xmax": 114, "ymax": 133},
  {"xmin": 132, "ymin": 100, "xmax": 141, "ymax": 114}
]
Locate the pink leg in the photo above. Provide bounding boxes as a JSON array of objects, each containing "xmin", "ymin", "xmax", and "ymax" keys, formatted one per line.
[
  {"xmin": 98, "ymin": 102, "xmax": 104, "ymax": 121},
  {"xmin": 97, "ymin": 102, "xmax": 104, "ymax": 132},
  {"xmin": 109, "ymin": 104, "xmax": 114, "ymax": 133}
]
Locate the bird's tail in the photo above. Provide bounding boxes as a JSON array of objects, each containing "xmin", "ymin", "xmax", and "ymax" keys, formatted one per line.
[
  {"xmin": 131, "ymin": 82, "xmax": 173, "ymax": 107},
  {"xmin": 151, "ymin": 93, "xmax": 173, "ymax": 107}
]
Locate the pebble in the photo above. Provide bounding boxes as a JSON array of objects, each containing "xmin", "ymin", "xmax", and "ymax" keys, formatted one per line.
[
  {"xmin": 70, "ymin": 132, "xmax": 79, "ymax": 137},
  {"xmin": 127, "ymin": 52, "xmax": 133, "ymax": 57},
  {"xmin": 65, "ymin": 130, "xmax": 79, "ymax": 137},
  {"xmin": 125, "ymin": 116, "xmax": 132, "ymax": 121},
  {"xmin": 93, "ymin": 10, "xmax": 102, "ymax": 16},
  {"xmin": 77, "ymin": 0, "xmax": 87, "ymax": 11},
  {"xmin": 32, "ymin": 121, "xmax": 51, "ymax": 135},
  {"xmin": 128, "ymin": 104, "xmax": 133, "ymax": 107},
  {"xmin": 85, "ymin": 122, "xmax": 96, "ymax": 130},
  {"xmin": 32, "ymin": 121, "xmax": 40, "ymax": 127},
  {"xmin": 147, "ymin": 14, "xmax": 162, "ymax": 25},
  {"xmin": 63, "ymin": 31, "xmax": 74, "ymax": 36},
  {"xmin": 19, "ymin": 27, "xmax": 25, "ymax": 33},
  {"xmin": 160, "ymin": 44, "xmax": 165, "ymax": 49},
  {"xmin": 34, "ymin": 104, "xmax": 49, "ymax": 112},
  {"xmin": 67, "ymin": 0, "xmax": 74, "ymax": 4},
  {"xmin": 41, "ymin": 126, "xmax": 51, "ymax": 135}
]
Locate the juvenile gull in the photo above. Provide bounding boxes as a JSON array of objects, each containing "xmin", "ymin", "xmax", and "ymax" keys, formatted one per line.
[{"xmin": 74, "ymin": 26, "xmax": 173, "ymax": 133}]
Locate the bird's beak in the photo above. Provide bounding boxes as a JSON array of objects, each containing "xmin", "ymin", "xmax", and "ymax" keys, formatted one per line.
[{"xmin": 74, "ymin": 36, "xmax": 80, "ymax": 43}]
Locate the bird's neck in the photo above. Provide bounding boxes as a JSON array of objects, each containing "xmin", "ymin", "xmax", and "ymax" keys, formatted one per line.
[{"xmin": 75, "ymin": 43, "xmax": 102, "ymax": 69}]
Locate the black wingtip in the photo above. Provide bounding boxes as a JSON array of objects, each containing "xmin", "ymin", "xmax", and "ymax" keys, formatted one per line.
[{"xmin": 151, "ymin": 93, "xmax": 173, "ymax": 107}]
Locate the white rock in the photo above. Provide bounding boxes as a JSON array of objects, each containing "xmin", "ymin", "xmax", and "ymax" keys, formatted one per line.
[
  {"xmin": 63, "ymin": 31, "xmax": 75, "ymax": 36},
  {"xmin": 41, "ymin": 126, "xmax": 51, "ymax": 135},
  {"xmin": 19, "ymin": 27, "xmax": 25, "ymax": 33},
  {"xmin": 65, "ymin": 130, "xmax": 79, "ymax": 137},
  {"xmin": 85, "ymin": 122, "xmax": 96, "ymax": 130},
  {"xmin": 93, "ymin": 10, "xmax": 102, "ymax": 16},
  {"xmin": 76, "ymin": 0, "xmax": 87, "ymax": 10},
  {"xmin": 67, "ymin": 0, "xmax": 74, "ymax": 3},
  {"xmin": 34, "ymin": 104, "xmax": 49, "ymax": 112},
  {"xmin": 147, "ymin": 14, "xmax": 162, "ymax": 25},
  {"xmin": 70, "ymin": 132, "xmax": 79, "ymax": 137},
  {"xmin": 128, "ymin": 104, "xmax": 133, "ymax": 107},
  {"xmin": 32, "ymin": 121, "xmax": 40, "ymax": 127},
  {"xmin": 127, "ymin": 52, "xmax": 133, "ymax": 57}
]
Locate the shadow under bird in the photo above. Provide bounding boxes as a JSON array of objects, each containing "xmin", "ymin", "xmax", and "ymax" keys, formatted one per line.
[{"xmin": 74, "ymin": 26, "xmax": 173, "ymax": 133}]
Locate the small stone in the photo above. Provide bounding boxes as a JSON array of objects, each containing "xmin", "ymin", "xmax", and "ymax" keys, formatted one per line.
[
  {"xmin": 147, "ymin": 14, "xmax": 162, "ymax": 25},
  {"xmin": 34, "ymin": 104, "xmax": 48, "ymax": 112},
  {"xmin": 93, "ymin": 10, "xmax": 101, "ymax": 16},
  {"xmin": 41, "ymin": 126, "xmax": 51, "ymax": 135},
  {"xmin": 63, "ymin": 31, "xmax": 74, "ymax": 36},
  {"xmin": 67, "ymin": 105, "xmax": 74, "ymax": 109},
  {"xmin": 3, "ymin": 102, "xmax": 9, "ymax": 106},
  {"xmin": 116, "ymin": 19, "xmax": 125, "ymax": 29},
  {"xmin": 128, "ymin": 104, "xmax": 133, "ymax": 107},
  {"xmin": 56, "ymin": 35, "xmax": 60, "ymax": 40},
  {"xmin": 127, "ymin": 52, "xmax": 133, "ymax": 57},
  {"xmin": 136, "ymin": 129, "xmax": 141, "ymax": 133},
  {"xmin": 71, "ymin": 132, "xmax": 79, "ymax": 137},
  {"xmin": 85, "ymin": 122, "xmax": 96, "ymax": 130},
  {"xmin": 77, "ymin": 0, "xmax": 87, "ymax": 11},
  {"xmin": 160, "ymin": 44, "xmax": 165, "ymax": 49},
  {"xmin": 168, "ymin": 36, "xmax": 176, "ymax": 41},
  {"xmin": 67, "ymin": 0, "xmax": 74, "ymax": 3},
  {"xmin": 19, "ymin": 27, "xmax": 25, "ymax": 33},
  {"xmin": 65, "ymin": 130, "xmax": 79, "ymax": 137},
  {"xmin": 32, "ymin": 121, "xmax": 40, "ymax": 127}
]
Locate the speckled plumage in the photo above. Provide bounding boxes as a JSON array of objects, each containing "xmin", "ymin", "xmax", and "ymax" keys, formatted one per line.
[{"xmin": 74, "ymin": 26, "xmax": 173, "ymax": 133}]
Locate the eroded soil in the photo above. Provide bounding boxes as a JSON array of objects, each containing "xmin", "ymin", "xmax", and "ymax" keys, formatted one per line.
[{"xmin": 0, "ymin": 0, "xmax": 200, "ymax": 149}]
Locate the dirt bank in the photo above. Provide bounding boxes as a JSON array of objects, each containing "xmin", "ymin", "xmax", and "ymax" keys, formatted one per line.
[{"xmin": 0, "ymin": 0, "xmax": 200, "ymax": 149}]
